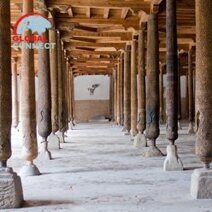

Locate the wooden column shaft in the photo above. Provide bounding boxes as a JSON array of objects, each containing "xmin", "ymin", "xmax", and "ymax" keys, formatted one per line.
[
  {"xmin": 20, "ymin": 0, "xmax": 38, "ymax": 162},
  {"xmin": 12, "ymin": 58, "xmax": 19, "ymax": 128},
  {"xmin": 195, "ymin": 0, "xmax": 212, "ymax": 167},
  {"xmin": 137, "ymin": 25, "xmax": 146, "ymax": 133},
  {"xmin": 116, "ymin": 62, "xmax": 121, "ymax": 124},
  {"xmin": 130, "ymin": 37, "xmax": 138, "ymax": 136},
  {"xmin": 166, "ymin": 0, "xmax": 178, "ymax": 143},
  {"xmin": 113, "ymin": 70, "xmax": 117, "ymax": 122},
  {"xmin": 49, "ymin": 29, "xmax": 59, "ymax": 133},
  {"xmin": 159, "ymin": 65, "xmax": 164, "ymax": 123},
  {"xmin": 37, "ymin": 27, "xmax": 52, "ymax": 140},
  {"xmin": 123, "ymin": 45, "xmax": 131, "ymax": 132},
  {"xmin": 188, "ymin": 47, "xmax": 195, "ymax": 123},
  {"xmin": 178, "ymin": 54, "xmax": 182, "ymax": 122},
  {"xmin": 146, "ymin": 13, "xmax": 160, "ymax": 142},
  {"xmin": 0, "ymin": 0, "xmax": 12, "ymax": 166},
  {"xmin": 57, "ymin": 35, "xmax": 65, "ymax": 132}
]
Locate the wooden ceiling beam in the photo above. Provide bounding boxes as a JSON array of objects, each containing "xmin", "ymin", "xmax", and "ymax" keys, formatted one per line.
[
  {"xmin": 46, "ymin": 0, "xmax": 151, "ymax": 13},
  {"xmin": 65, "ymin": 42, "xmax": 126, "ymax": 50},
  {"xmin": 56, "ymin": 16, "xmax": 140, "ymax": 29},
  {"xmin": 60, "ymin": 31, "xmax": 132, "ymax": 40}
]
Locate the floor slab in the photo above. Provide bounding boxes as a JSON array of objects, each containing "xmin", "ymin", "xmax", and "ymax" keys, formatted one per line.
[{"xmin": 4, "ymin": 122, "xmax": 212, "ymax": 212}]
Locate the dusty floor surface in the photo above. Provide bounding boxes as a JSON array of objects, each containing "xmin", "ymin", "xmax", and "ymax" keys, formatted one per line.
[{"xmin": 3, "ymin": 122, "xmax": 212, "ymax": 212}]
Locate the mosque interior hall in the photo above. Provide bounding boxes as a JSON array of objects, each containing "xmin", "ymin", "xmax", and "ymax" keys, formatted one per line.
[{"xmin": 0, "ymin": 0, "xmax": 212, "ymax": 211}]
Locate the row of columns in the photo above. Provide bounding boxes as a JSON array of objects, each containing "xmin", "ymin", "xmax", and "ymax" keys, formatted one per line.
[
  {"xmin": 0, "ymin": 0, "xmax": 76, "ymax": 208},
  {"xmin": 0, "ymin": 0, "xmax": 212, "ymax": 209},
  {"xmin": 111, "ymin": 0, "xmax": 212, "ymax": 199}
]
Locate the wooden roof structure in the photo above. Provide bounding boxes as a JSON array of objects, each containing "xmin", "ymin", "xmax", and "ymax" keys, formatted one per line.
[{"xmin": 10, "ymin": 0, "xmax": 196, "ymax": 76}]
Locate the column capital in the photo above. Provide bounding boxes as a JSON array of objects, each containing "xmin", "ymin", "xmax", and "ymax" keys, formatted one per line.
[
  {"xmin": 139, "ymin": 22, "xmax": 147, "ymax": 31},
  {"xmin": 12, "ymin": 57, "xmax": 18, "ymax": 63},
  {"xmin": 150, "ymin": 4, "xmax": 160, "ymax": 14},
  {"xmin": 34, "ymin": 0, "xmax": 48, "ymax": 12}
]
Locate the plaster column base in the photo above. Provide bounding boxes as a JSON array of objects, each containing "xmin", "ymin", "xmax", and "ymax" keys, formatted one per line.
[
  {"xmin": 144, "ymin": 140, "xmax": 164, "ymax": 157},
  {"xmin": 0, "ymin": 168, "xmax": 23, "ymax": 209},
  {"xmin": 68, "ymin": 122, "xmax": 73, "ymax": 130},
  {"xmin": 47, "ymin": 133, "xmax": 60, "ymax": 150},
  {"xmin": 130, "ymin": 129, "xmax": 137, "ymax": 137},
  {"xmin": 191, "ymin": 168, "xmax": 212, "ymax": 199},
  {"xmin": 57, "ymin": 131, "xmax": 65, "ymax": 143},
  {"xmin": 19, "ymin": 161, "xmax": 40, "ymax": 177},
  {"xmin": 163, "ymin": 144, "xmax": 183, "ymax": 171},
  {"xmin": 178, "ymin": 121, "xmax": 182, "ymax": 130},
  {"xmin": 124, "ymin": 131, "xmax": 131, "ymax": 136},
  {"xmin": 37, "ymin": 140, "xmax": 52, "ymax": 161},
  {"xmin": 188, "ymin": 122, "xmax": 195, "ymax": 134},
  {"xmin": 117, "ymin": 117, "xmax": 121, "ymax": 125},
  {"xmin": 122, "ymin": 127, "xmax": 127, "ymax": 132},
  {"xmin": 133, "ymin": 133, "xmax": 147, "ymax": 148},
  {"xmin": 16, "ymin": 122, "xmax": 21, "ymax": 132}
]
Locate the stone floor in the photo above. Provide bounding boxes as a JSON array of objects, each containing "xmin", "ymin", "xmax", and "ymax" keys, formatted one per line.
[{"xmin": 4, "ymin": 122, "xmax": 212, "ymax": 212}]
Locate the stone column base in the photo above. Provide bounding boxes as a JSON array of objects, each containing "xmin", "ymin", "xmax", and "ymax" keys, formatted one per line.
[
  {"xmin": 133, "ymin": 133, "xmax": 147, "ymax": 148},
  {"xmin": 19, "ymin": 162, "xmax": 40, "ymax": 177},
  {"xmin": 144, "ymin": 144, "xmax": 164, "ymax": 157},
  {"xmin": 130, "ymin": 129, "xmax": 137, "ymax": 137},
  {"xmin": 48, "ymin": 133, "xmax": 61, "ymax": 150},
  {"xmin": 178, "ymin": 121, "xmax": 182, "ymax": 130},
  {"xmin": 68, "ymin": 122, "xmax": 73, "ymax": 130},
  {"xmin": 163, "ymin": 144, "xmax": 183, "ymax": 171},
  {"xmin": 0, "ymin": 168, "xmax": 23, "ymax": 209},
  {"xmin": 188, "ymin": 122, "xmax": 195, "ymax": 134},
  {"xmin": 121, "ymin": 127, "xmax": 127, "ymax": 132},
  {"xmin": 191, "ymin": 168, "xmax": 212, "ymax": 199},
  {"xmin": 124, "ymin": 131, "xmax": 131, "ymax": 136},
  {"xmin": 57, "ymin": 131, "xmax": 65, "ymax": 143}
]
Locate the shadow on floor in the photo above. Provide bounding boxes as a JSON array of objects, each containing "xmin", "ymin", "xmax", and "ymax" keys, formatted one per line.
[{"xmin": 23, "ymin": 199, "xmax": 76, "ymax": 208}]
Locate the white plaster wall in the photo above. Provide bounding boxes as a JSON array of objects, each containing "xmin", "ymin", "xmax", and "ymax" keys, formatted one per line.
[{"xmin": 74, "ymin": 75, "xmax": 110, "ymax": 100}]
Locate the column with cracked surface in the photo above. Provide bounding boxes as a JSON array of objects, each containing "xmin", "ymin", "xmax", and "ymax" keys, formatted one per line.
[{"xmin": 191, "ymin": 0, "xmax": 212, "ymax": 199}]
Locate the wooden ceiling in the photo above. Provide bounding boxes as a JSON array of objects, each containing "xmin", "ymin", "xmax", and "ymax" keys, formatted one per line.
[{"xmin": 11, "ymin": 0, "xmax": 196, "ymax": 76}]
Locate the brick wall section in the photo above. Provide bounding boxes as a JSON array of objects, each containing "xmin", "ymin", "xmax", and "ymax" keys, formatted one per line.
[{"xmin": 74, "ymin": 100, "xmax": 110, "ymax": 122}]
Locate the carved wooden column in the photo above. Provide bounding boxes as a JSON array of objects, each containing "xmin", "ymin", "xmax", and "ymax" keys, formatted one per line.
[
  {"xmin": 67, "ymin": 63, "xmax": 71, "ymax": 128},
  {"xmin": 119, "ymin": 54, "xmax": 124, "ymax": 126},
  {"xmin": 123, "ymin": 44, "xmax": 131, "ymax": 133},
  {"xmin": 191, "ymin": 0, "xmax": 212, "ymax": 199},
  {"xmin": 145, "ymin": 13, "xmax": 163, "ymax": 157},
  {"xmin": 49, "ymin": 29, "xmax": 59, "ymax": 134},
  {"xmin": 12, "ymin": 58, "xmax": 19, "ymax": 128},
  {"xmin": 130, "ymin": 36, "xmax": 138, "ymax": 137},
  {"xmin": 0, "ymin": 0, "xmax": 23, "ymax": 208},
  {"xmin": 37, "ymin": 8, "xmax": 52, "ymax": 160},
  {"xmin": 19, "ymin": 0, "xmax": 40, "ymax": 176},
  {"xmin": 68, "ymin": 68, "xmax": 74, "ymax": 127},
  {"xmin": 66, "ymin": 58, "xmax": 70, "ymax": 130},
  {"xmin": 64, "ymin": 57, "xmax": 69, "ymax": 132},
  {"xmin": 178, "ymin": 53, "xmax": 182, "ymax": 130},
  {"xmin": 134, "ymin": 23, "xmax": 147, "ymax": 148},
  {"xmin": 188, "ymin": 46, "xmax": 195, "ymax": 134},
  {"xmin": 113, "ymin": 69, "xmax": 117, "ymax": 123},
  {"xmin": 116, "ymin": 61, "xmax": 121, "ymax": 125},
  {"xmin": 109, "ymin": 75, "xmax": 114, "ymax": 120},
  {"xmin": 62, "ymin": 51, "xmax": 68, "ymax": 135},
  {"xmin": 48, "ymin": 28, "xmax": 60, "ymax": 150},
  {"xmin": 159, "ymin": 64, "xmax": 165, "ymax": 124},
  {"xmin": 163, "ymin": 0, "xmax": 183, "ymax": 171},
  {"xmin": 57, "ymin": 35, "xmax": 65, "ymax": 143}
]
